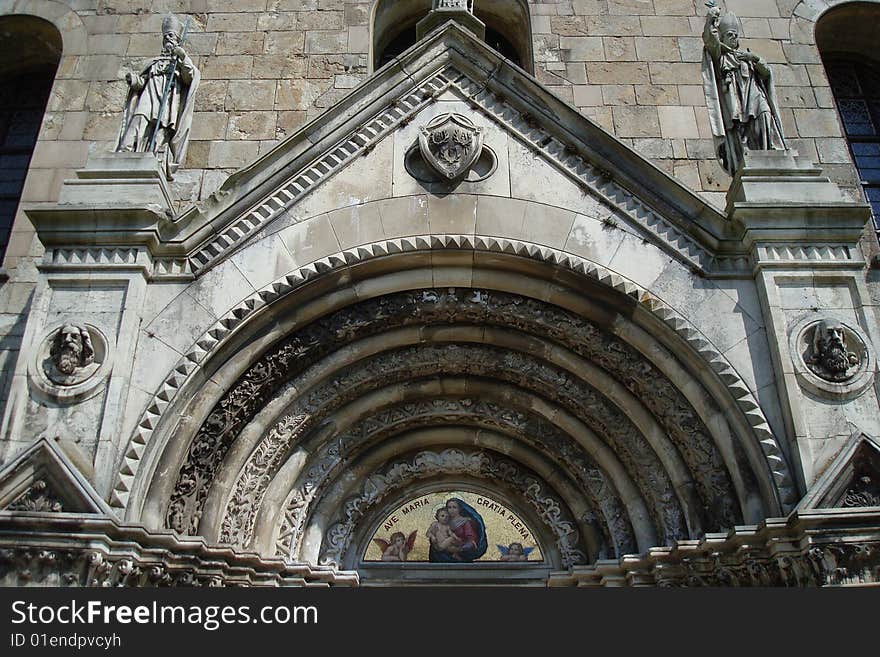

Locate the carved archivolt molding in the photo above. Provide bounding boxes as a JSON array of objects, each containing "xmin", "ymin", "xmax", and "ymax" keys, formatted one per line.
[
  {"xmin": 272, "ymin": 396, "xmax": 637, "ymax": 562},
  {"xmin": 207, "ymin": 341, "xmax": 689, "ymax": 549},
  {"xmin": 174, "ymin": 288, "xmax": 757, "ymax": 549},
  {"xmin": 317, "ymin": 449, "xmax": 589, "ymax": 568},
  {"xmin": 113, "ymin": 236, "xmax": 795, "ymax": 518}
]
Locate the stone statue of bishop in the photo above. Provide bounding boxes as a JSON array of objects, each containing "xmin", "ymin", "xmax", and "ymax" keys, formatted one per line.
[
  {"xmin": 116, "ymin": 14, "xmax": 200, "ymax": 178},
  {"xmin": 702, "ymin": 3, "xmax": 785, "ymax": 175}
]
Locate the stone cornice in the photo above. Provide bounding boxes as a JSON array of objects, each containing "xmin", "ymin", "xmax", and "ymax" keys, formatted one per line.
[
  {"xmin": 548, "ymin": 509, "xmax": 880, "ymax": 587},
  {"xmin": 0, "ymin": 514, "xmax": 357, "ymax": 587}
]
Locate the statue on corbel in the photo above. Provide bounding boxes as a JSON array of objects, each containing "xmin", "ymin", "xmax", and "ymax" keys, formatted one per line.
[
  {"xmin": 701, "ymin": 1, "xmax": 786, "ymax": 175},
  {"xmin": 116, "ymin": 14, "xmax": 200, "ymax": 178}
]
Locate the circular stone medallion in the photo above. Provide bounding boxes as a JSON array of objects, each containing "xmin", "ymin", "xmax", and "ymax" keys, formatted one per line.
[
  {"xmin": 28, "ymin": 322, "xmax": 113, "ymax": 403},
  {"xmin": 789, "ymin": 315, "xmax": 874, "ymax": 399}
]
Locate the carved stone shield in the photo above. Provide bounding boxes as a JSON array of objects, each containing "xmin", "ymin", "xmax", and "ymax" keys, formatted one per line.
[{"xmin": 418, "ymin": 113, "xmax": 484, "ymax": 180}]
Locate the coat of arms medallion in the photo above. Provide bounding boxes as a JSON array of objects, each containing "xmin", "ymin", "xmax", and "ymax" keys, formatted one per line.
[{"xmin": 418, "ymin": 113, "xmax": 484, "ymax": 180}]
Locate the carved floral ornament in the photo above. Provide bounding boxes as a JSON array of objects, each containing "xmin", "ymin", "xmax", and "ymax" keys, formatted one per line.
[
  {"xmin": 317, "ymin": 449, "xmax": 589, "ymax": 569},
  {"xmin": 790, "ymin": 315, "xmax": 875, "ymax": 398},
  {"xmin": 164, "ymin": 288, "xmax": 769, "ymax": 555}
]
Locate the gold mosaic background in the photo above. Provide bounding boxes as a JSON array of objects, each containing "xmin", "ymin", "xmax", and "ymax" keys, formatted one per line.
[{"xmin": 364, "ymin": 491, "xmax": 543, "ymax": 562}]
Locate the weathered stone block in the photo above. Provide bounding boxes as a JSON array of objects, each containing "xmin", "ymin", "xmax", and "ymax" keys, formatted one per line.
[
  {"xmin": 227, "ymin": 111, "xmax": 277, "ymax": 140},
  {"xmin": 635, "ymin": 36, "xmax": 681, "ymax": 62},
  {"xmin": 559, "ymin": 36, "xmax": 605, "ymax": 61},
  {"xmin": 587, "ymin": 62, "xmax": 650, "ymax": 84},
  {"xmin": 253, "ymin": 54, "xmax": 308, "ymax": 79},
  {"xmin": 724, "ymin": 0, "xmax": 780, "ymax": 17},
  {"xmin": 676, "ymin": 85, "xmax": 704, "ymax": 106},
  {"xmin": 648, "ymin": 62, "xmax": 701, "ymax": 84},
  {"xmin": 227, "ymin": 80, "xmax": 277, "ymax": 110},
  {"xmin": 613, "ymin": 105, "xmax": 661, "ymax": 137},
  {"xmin": 216, "ymin": 32, "xmax": 266, "ymax": 56},
  {"xmin": 640, "ymin": 16, "xmax": 692, "ymax": 36},
  {"xmin": 603, "ymin": 36, "xmax": 637, "ymax": 61},
  {"xmin": 573, "ymin": 85, "xmax": 603, "ymax": 107},
  {"xmin": 305, "ymin": 30, "xmax": 348, "ymax": 55},
  {"xmin": 275, "ymin": 78, "xmax": 333, "ymax": 110},
  {"xmin": 200, "ymin": 55, "xmax": 253, "ymax": 80},
  {"xmin": 794, "ymin": 109, "xmax": 844, "ymax": 138},
  {"xmin": 207, "ymin": 140, "xmax": 260, "ymax": 168},
  {"xmin": 264, "ymin": 31, "xmax": 305, "ymax": 54},
  {"xmin": 602, "ymin": 85, "xmax": 636, "ymax": 105},
  {"xmin": 584, "ymin": 15, "xmax": 642, "ymax": 35},
  {"xmin": 658, "ymin": 106, "xmax": 700, "ymax": 139},
  {"xmin": 207, "ymin": 13, "xmax": 259, "ymax": 33},
  {"xmin": 298, "ymin": 11, "xmax": 344, "ymax": 31},
  {"xmin": 552, "ymin": 16, "xmax": 588, "ymax": 37}
]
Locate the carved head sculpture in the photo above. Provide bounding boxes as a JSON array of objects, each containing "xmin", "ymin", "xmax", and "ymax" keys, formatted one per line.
[
  {"xmin": 50, "ymin": 324, "xmax": 94, "ymax": 376},
  {"xmin": 161, "ymin": 14, "xmax": 184, "ymax": 52},
  {"xmin": 805, "ymin": 319, "xmax": 863, "ymax": 384},
  {"xmin": 718, "ymin": 12, "xmax": 740, "ymax": 50},
  {"xmin": 813, "ymin": 320, "xmax": 851, "ymax": 375}
]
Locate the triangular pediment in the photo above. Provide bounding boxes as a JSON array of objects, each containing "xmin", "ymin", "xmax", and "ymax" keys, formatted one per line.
[
  {"xmin": 174, "ymin": 22, "xmax": 730, "ymax": 277},
  {"xmin": 0, "ymin": 437, "xmax": 111, "ymax": 515},
  {"xmin": 798, "ymin": 432, "xmax": 880, "ymax": 510},
  {"xmin": 29, "ymin": 22, "xmax": 735, "ymax": 279}
]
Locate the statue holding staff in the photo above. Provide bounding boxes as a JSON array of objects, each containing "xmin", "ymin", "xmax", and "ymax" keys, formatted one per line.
[
  {"xmin": 701, "ymin": 2, "xmax": 785, "ymax": 175},
  {"xmin": 116, "ymin": 14, "xmax": 200, "ymax": 177}
]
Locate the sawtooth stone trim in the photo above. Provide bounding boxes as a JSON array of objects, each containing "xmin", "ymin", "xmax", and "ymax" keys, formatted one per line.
[
  {"xmin": 111, "ymin": 235, "xmax": 796, "ymax": 516},
  {"xmin": 188, "ymin": 65, "xmax": 715, "ymax": 277}
]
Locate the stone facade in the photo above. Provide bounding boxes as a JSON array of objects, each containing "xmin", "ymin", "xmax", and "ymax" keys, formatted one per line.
[{"xmin": 0, "ymin": 1, "xmax": 878, "ymax": 586}]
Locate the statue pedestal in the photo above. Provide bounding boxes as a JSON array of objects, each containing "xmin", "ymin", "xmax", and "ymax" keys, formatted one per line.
[
  {"xmin": 725, "ymin": 149, "xmax": 868, "ymax": 246},
  {"xmin": 58, "ymin": 152, "xmax": 173, "ymax": 212},
  {"xmin": 417, "ymin": 8, "xmax": 485, "ymax": 41}
]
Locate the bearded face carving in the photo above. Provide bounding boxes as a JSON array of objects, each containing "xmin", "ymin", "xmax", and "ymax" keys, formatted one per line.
[
  {"xmin": 49, "ymin": 324, "xmax": 95, "ymax": 378},
  {"xmin": 807, "ymin": 320, "xmax": 860, "ymax": 382}
]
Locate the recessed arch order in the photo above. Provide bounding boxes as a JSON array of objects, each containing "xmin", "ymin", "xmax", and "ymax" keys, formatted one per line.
[{"xmin": 119, "ymin": 225, "xmax": 796, "ymax": 576}]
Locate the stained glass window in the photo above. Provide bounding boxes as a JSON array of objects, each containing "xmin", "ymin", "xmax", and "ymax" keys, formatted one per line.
[{"xmin": 825, "ymin": 60, "xmax": 880, "ymax": 231}]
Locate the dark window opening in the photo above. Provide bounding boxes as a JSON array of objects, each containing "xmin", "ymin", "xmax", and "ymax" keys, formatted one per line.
[
  {"xmin": 0, "ymin": 16, "xmax": 61, "ymax": 263},
  {"xmin": 377, "ymin": 23, "xmax": 522, "ymax": 71},
  {"xmin": 825, "ymin": 59, "xmax": 880, "ymax": 233},
  {"xmin": 371, "ymin": 1, "xmax": 533, "ymax": 74},
  {"xmin": 0, "ymin": 70, "xmax": 55, "ymax": 260}
]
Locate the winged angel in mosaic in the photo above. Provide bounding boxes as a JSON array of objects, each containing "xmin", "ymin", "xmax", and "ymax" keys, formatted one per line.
[{"xmin": 374, "ymin": 530, "xmax": 418, "ymax": 561}]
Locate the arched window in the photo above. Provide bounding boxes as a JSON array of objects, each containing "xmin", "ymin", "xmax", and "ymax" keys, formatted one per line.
[
  {"xmin": 371, "ymin": 0, "xmax": 533, "ymax": 73},
  {"xmin": 816, "ymin": 3, "xmax": 880, "ymax": 234},
  {"xmin": 0, "ymin": 15, "xmax": 61, "ymax": 261}
]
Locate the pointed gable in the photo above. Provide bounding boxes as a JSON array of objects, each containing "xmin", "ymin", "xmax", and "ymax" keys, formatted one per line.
[
  {"xmin": 0, "ymin": 438, "xmax": 111, "ymax": 515},
  {"xmin": 798, "ymin": 432, "xmax": 880, "ymax": 510}
]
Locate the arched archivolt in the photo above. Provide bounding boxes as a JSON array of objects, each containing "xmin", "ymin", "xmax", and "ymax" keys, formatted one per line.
[
  {"xmin": 788, "ymin": 0, "xmax": 880, "ymax": 45},
  {"xmin": 0, "ymin": 1, "xmax": 88, "ymax": 55},
  {"xmin": 314, "ymin": 445, "xmax": 589, "ymax": 570},
  {"xmin": 117, "ymin": 234, "xmax": 796, "ymax": 574}
]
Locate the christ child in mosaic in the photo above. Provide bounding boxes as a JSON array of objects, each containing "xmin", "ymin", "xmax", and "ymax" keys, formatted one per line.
[{"xmin": 426, "ymin": 508, "xmax": 462, "ymax": 552}]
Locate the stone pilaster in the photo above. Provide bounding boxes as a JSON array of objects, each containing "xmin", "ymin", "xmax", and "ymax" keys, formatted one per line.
[{"xmin": 727, "ymin": 150, "xmax": 879, "ymax": 491}]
